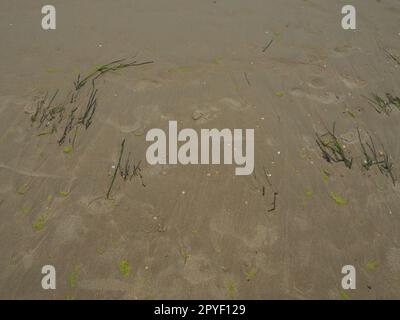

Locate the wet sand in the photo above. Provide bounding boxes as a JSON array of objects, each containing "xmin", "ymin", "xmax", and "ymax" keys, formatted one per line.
[{"xmin": 0, "ymin": 0, "xmax": 400, "ymax": 299}]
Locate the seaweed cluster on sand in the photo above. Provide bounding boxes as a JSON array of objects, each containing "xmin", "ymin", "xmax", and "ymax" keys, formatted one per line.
[
  {"xmin": 316, "ymin": 123, "xmax": 396, "ymax": 185},
  {"xmin": 365, "ymin": 93, "xmax": 400, "ymax": 115},
  {"xmin": 357, "ymin": 129, "xmax": 395, "ymax": 185},
  {"xmin": 315, "ymin": 122, "xmax": 353, "ymax": 169},
  {"xmin": 27, "ymin": 57, "xmax": 153, "ymax": 202},
  {"xmin": 30, "ymin": 58, "xmax": 154, "ymax": 149},
  {"xmin": 106, "ymin": 138, "xmax": 145, "ymax": 200},
  {"xmin": 73, "ymin": 58, "xmax": 153, "ymax": 91}
]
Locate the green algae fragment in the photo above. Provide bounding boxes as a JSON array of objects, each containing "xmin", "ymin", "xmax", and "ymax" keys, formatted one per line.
[
  {"xmin": 119, "ymin": 259, "xmax": 131, "ymax": 277},
  {"xmin": 330, "ymin": 192, "xmax": 348, "ymax": 205}
]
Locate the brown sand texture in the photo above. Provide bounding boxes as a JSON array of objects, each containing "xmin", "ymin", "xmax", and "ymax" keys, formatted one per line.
[{"xmin": 0, "ymin": 0, "xmax": 400, "ymax": 299}]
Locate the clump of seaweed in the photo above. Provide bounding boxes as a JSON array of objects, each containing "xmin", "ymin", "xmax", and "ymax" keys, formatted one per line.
[
  {"xmin": 31, "ymin": 90, "xmax": 69, "ymax": 133},
  {"xmin": 365, "ymin": 93, "xmax": 400, "ymax": 115},
  {"xmin": 386, "ymin": 94, "xmax": 400, "ymax": 110},
  {"xmin": 31, "ymin": 92, "xmax": 48, "ymax": 123},
  {"xmin": 106, "ymin": 138, "xmax": 146, "ymax": 199},
  {"xmin": 37, "ymin": 90, "xmax": 60, "ymax": 127},
  {"xmin": 57, "ymin": 83, "xmax": 98, "ymax": 146},
  {"xmin": 357, "ymin": 129, "xmax": 396, "ymax": 185},
  {"xmin": 30, "ymin": 83, "xmax": 97, "ymax": 147},
  {"xmin": 78, "ymin": 85, "xmax": 98, "ymax": 129},
  {"xmin": 58, "ymin": 106, "xmax": 78, "ymax": 145},
  {"xmin": 74, "ymin": 58, "xmax": 154, "ymax": 91},
  {"xmin": 29, "ymin": 57, "xmax": 154, "ymax": 149},
  {"xmin": 316, "ymin": 123, "xmax": 353, "ymax": 169},
  {"xmin": 120, "ymin": 151, "xmax": 145, "ymax": 187}
]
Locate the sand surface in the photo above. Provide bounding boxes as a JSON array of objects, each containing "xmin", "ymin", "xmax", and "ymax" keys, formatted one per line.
[{"xmin": 1, "ymin": 0, "xmax": 400, "ymax": 299}]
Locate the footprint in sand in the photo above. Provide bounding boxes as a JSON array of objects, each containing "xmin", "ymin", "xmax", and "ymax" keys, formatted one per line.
[
  {"xmin": 133, "ymin": 79, "xmax": 162, "ymax": 93},
  {"xmin": 4, "ymin": 126, "xmax": 26, "ymax": 143},
  {"xmin": 191, "ymin": 106, "xmax": 219, "ymax": 123},
  {"xmin": 183, "ymin": 254, "xmax": 214, "ymax": 285},
  {"xmin": 190, "ymin": 97, "xmax": 250, "ymax": 124},
  {"xmin": 332, "ymin": 44, "xmax": 354, "ymax": 57},
  {"xmin": 290, "ymin": 88, "xmax": 343, "ymax": 105},
  {"xmin": 99, "ymin": 118, "xmax": 144, "ymax": 135},
  {"xmin": 80, "ymin": 196, "xmax": 119, "ymax": 215},
  {"xmin": 308, "ymin": 77, "xmax": 329, "ymax": 89},
  {"xmin": 0, "ymin": 95, "xmax": 31, "ymax": 112},
  {"xmin": 340, "ymin": 128, "xmax": 368, "ymax": 145},
  {"xmin": 386, "ymin": 247, "xmax": 400, "ymax": 273},
  {"xmin": 340, "ymin": 74, "xmax": 367, "ymax": 89},
  {"xmin": 53, "ymin": 215, "xmax": 87, "ymax": 244},
  {"xmin": 101, "ymin": 104, "xmax": 161, "ymax": 135},
  {"xmin": 104, "ymin": 77, "xmax": 162, "ymax": 94},
  {"xmin": 243, "ymin": 225, "xmax": 279, "ymax": 250},
  {"xmin": 219, "ymin": 97, "xmax": 250, "ymax": 111},
  {"xmin": 21, "ymin": 252, "xmax": 34, "ymax": 270}
]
